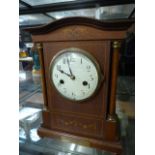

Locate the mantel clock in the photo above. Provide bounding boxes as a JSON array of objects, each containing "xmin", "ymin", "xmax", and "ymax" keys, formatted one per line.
[{"xmin": 26, "ymin": 17, "xmax": 133, "ymax": 155}]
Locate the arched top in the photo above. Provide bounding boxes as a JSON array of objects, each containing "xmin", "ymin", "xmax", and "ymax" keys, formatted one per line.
[{"xmin": 24, "ymin": 17, "xmax": 134, "ymax": 35}]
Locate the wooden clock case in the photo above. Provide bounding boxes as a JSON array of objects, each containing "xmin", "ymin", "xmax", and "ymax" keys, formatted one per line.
[{"xmin": 26, "ymin": 17, "xmax": 133, "ymax": 154}]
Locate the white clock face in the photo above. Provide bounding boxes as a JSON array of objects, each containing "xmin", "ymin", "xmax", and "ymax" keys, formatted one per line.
[{"xmin": 49, "ymin": 48, "xmax": 102, "ymax": 101}]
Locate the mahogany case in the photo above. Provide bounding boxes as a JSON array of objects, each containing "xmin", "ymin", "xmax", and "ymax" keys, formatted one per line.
[{"xmin": 25, "ymin": 17, "xmax": 134, "ymax": 154}]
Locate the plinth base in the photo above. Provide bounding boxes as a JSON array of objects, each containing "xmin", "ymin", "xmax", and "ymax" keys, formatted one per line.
[{"xmin": 38, "ymin": 127, "xmax": 122, "ymax": 154}]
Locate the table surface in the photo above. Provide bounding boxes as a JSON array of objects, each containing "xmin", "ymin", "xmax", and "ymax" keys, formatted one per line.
[
  {"xmin": 19, "ymin": 107, "xmax": 41, "ymax": 120},
  {"xmin": 19, "ymin": 70, "xmax": 135, "ymax": 155}
]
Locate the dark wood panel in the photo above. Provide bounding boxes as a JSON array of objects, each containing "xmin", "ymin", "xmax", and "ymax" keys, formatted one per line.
[
  {"xmin": 41, "ymin": 110, "xmax": 51, "ymax": 129},
  {"xmin": 32, "ymin": 25, "xmax": 127, "ymax": 42},
  {"xmin": 25, "ymin": 17, "xmax": 134, "ymax": 35},
  {"xmin": 38, "ymin": 127, "xmax": 122, "ymax": 154},
  {"xmin": 40, "ymin": 110, "xmax": 120, "ymax": 141},
  {"xmin": 43, "ymin": 40, "xmax": 111, "ymax": 118},
  {"xmin": 105, "ymin": 119, "xmax": 119, "ymax": 141},
  {"xmin": 50, "ymin": 112, "xmax": 104, "ymax": 139}
]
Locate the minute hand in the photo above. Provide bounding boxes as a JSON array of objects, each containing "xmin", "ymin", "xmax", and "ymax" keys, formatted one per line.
[
  {"xmin": 67, "ymin": 58, "xmax": 73, "ymax": 76},
  {"xmin": 67, "ymin": 58, "xmax": 75, "ymax": 80}
]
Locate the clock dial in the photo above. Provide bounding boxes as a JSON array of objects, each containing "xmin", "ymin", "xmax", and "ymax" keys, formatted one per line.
[{"xmin": 49, "ymin": 48, "xmax": 102, "ymax": 101}]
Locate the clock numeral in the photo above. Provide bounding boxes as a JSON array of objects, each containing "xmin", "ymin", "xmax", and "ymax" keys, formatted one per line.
[
  {"xmin": 63, "ymin": 88, "xmax": 67, "ymax": 93},
  {"xmin": 69, "ymin": 57, "xmax": 75, "ymax": 62},
  {"xmin": 86, "ymin": 65, "xmax": 91, "ymax": 69},
  {"xmin": 55, "ymin": 74, "xmax": 58, "ymax": 78},
  {"xmin": 88, "ymin": 83, "xmax": 90, "ymax": 89},
  {"xmin": 71, "ymin": 92, "xmax": 76, "ymax": 100},
  {"xmin": 81, "ymin": 90, "xmax": 85, "ymax": 96},
  {"xmin": 56, "ymin": 65, "xmax": 61, "ymax": 70},
  {"xmin": 57, "ymin": 82, "xmax": 61, "ymax": 87},
  {"xmin": 80, "ymin": 58, "xmax": 82, "ymax": 64},
  {"xmin": 86, "ymin": 65, "xmax": 91, "ymax": 72},
  {"xmin": 90, "ymin": 75, "xmax": 94, "ymax": 81},
  {"xmin": 72, "ymin": 92, "xmax": 76, "ymax": 97},
  {"xmin": 63, "ymin": 58, "xmax": 66, "ymax": 64}
]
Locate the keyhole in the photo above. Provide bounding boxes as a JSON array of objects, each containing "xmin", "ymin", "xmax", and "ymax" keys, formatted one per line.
[
  {"xmin": 60, "ymin": 79, "xmax": 64, "ymax": 84},
  {"xmin": 83, "ymin": 81, "xmax": 88, "ymax": 86}
]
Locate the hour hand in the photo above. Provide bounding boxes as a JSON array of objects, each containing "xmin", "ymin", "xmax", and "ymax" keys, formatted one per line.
[{"xmin": 57, "ymin": 69, "xmax": 71, "ymax": 77}]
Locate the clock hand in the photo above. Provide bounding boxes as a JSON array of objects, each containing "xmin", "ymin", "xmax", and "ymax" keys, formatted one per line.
[
  {"xmin": 66, "ymin": 57, "xmax": 75, "ymax": 80},
  {"xmin": 57, "ymin": 69, "xmax": 71, "ymax": 77},
  {"xmin": 66, "ymin": 58, "xmax": 73, "ymax": 75}
]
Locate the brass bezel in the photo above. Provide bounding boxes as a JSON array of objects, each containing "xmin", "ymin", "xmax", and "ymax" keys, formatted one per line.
[{"xmin": 49, "ymin": 47, "xmax": 104, "ymax": 102}]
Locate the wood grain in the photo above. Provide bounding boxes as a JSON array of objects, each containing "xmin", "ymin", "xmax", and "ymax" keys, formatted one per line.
[
  {"xmin": 43, "ymin": 41, "xmax": 111, "ymax": 118},
  {"xmin": 25, "ymin": 17, "xmax": 134, "ymax": 35},
  {"xmin": 26, "ymin": 17, "xmax": 134, "ymax": 154},
  {"xmin": 32, "ymin": 25, "xmax": 127, "ymax": 42},
  {"xmin": 38, "ymin": 127, "xmax": 122, "ymax": 154}
]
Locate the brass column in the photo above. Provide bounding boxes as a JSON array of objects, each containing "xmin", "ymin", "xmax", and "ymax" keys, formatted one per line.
[
  {"xmin": 36, "ymin": 43, "xmax": 48, "ymax": 110},
  {"xmin": 108, "ymin": 41, "xmax": 121, "ymax": 120}
]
